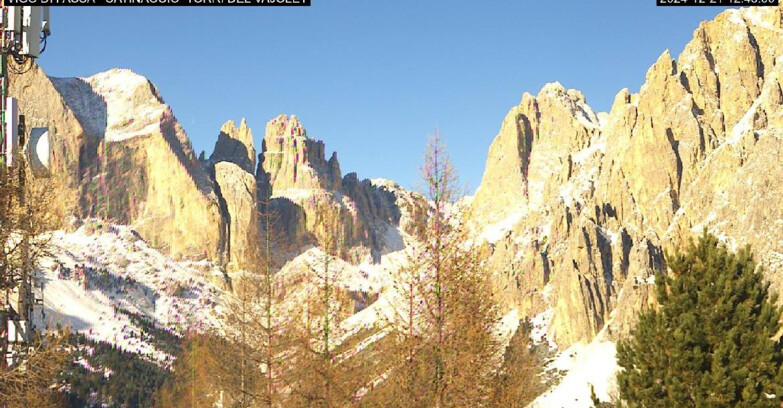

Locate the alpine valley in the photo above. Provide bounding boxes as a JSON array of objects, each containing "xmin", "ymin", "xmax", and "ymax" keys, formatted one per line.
[{"xmin": 8, "ymin": 4, "xmax": 783, "ymax": 407}]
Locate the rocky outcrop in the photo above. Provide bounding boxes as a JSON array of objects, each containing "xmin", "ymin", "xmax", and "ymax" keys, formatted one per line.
[
  {"xmin": 214, "ymin": 161, "xmax": 259, "ymax": 270},
  {"xmin": 257, "ymin": 115, "xmax": 428, "ymax": 261},
  {"xmin": 470, "ymin": 5, "xmax": 783, "ymax": 348},
  {"xmin": 210, "ymin": 119, "xmax": 260, "ymax": 270},
  {"xmin": 16, "ymin": 63, "xmax": 427, "ymax": 269},
  {"xmin": 211, "ymin": 119, "xmax": 256, "ymax": 174},
  {"xmin": 42, "ymin": 68, "xmax": 225, "ymax": 261},
  {"xmin": 8, "ymin": 62, "xmax": 86, "ymax": 207},
  {"xmin": 260, "ymin": 114, "xmax": 341, "ymax": 192}
]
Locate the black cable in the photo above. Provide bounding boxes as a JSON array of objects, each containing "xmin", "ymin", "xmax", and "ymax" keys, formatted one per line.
[
  {"xmin": 0, "ymin": 31, "xmax": 48, "ymax": 76},
  {"xmin": 39, "ymin": 32, "xmax": 47, "ymax": 54}
]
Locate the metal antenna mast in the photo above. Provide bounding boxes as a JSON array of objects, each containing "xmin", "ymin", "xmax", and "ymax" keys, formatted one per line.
[{"xmin": 0, "ymin": 5, "xmax": 51, "ymax": 370}]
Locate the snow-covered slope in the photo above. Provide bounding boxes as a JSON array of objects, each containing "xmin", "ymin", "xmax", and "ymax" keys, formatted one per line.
[
  {"xmin": 36, "ymin": 221, "xmax": 225, "ymax": 364},
  {"xmin": 51, "ymin": 69, "xmax": 167, "ymax": 142},
  {"xmin": 529, "ymin": 336, "xmax": 619, "ymax": 408},
  {"xmin": 35, "ymin": 217, "xmax": 416, "ymax": 364}
]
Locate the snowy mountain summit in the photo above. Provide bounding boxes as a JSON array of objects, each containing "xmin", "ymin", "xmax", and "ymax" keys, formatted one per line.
[{"xmin": 51, "ymin": 68, "xmax": 167, "ymax": 143}]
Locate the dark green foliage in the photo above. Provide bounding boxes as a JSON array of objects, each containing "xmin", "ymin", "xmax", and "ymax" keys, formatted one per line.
[
  {"xmin": 59, "ymin": 315, "xmax": 185, "ymax": 408},
  {"xmin": 115, "ymin": 308, "xmax": 182, "ymax": 356},
  {"xmin": 60, "ymin": 334, "xmax": 169, "ymax": 408},
  {"xmin": 617, "ymin": 232, "xmax": 783, "ymax": 407}
]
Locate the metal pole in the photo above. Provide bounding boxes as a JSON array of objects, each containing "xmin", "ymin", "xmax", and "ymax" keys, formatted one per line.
[
  {"xmin": 0, "ymin": 5, "xmax": 9, "ymax": 372},
  {"xmin": 1, "ymin": 6, "xmax": 35, "ymax": 369},
  {"xmin": 17, "ymin": 114, "xmax": 31, "ymax": 327}
]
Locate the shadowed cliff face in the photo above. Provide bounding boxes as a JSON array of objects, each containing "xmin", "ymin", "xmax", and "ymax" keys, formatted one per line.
[
  {"xmin": 15, "ymin": 67, "xmax": 225, "ymax": 261},
  {"xmin": 208, "ymin": 119, "xmax": 259, "ymax": 271},
  {"xmin": 256, "ymin": 114, "xmax": 428, "ymax": 261},
  {"xmin": 469, "ymin": 5, "xmax": 783, "ymax": 348},
  {"xmin": 211, "ymin": 119, "xmax": 256, "ymax": 174}
]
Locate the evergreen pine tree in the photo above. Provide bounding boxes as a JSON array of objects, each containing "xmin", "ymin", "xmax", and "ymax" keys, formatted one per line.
[{"xmin": 616, "ymin": 232, "xmax": 783, "ymax": 407}]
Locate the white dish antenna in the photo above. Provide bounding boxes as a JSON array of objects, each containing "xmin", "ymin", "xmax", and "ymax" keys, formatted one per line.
[{"xmin": 25, "ymin": 127, "xmax": 51, "ymax": 178}]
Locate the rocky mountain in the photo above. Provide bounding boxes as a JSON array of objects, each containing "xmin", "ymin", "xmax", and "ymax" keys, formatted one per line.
[
  {"xmin": 10, "ymin": 4, "xmax": 783, "ymax": 406},
  {"xmin": 10, "ymin": 68, "xmax": 427, "ymax": 272},
  {"xmin": 469, "ymin": 4, "xmax": 783, "ymax": 357},
  {"xmin": 257, "ymin": 114, "xmax": 428, "ymax": 258},
  {"xmin": 15, "ymin": 68, "xmax": 227, "ymax": 262},
  {"xmin": 208, "ymin": 119, "xmax": 259, "ymax": 270}
]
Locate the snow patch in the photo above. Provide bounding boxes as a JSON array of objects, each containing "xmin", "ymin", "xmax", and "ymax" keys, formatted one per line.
[
  {"xmin": 596, "ymin": 112, "xmax": 609, "ymax": 128},
  {"xmin": 727, "ymin": 80, "xmax": 765, "ymax": 146},
  {"xmin": 574, "ymin": 104, "xmax": 601, "ymax": 130},
  {"xmin": 272, "ymin": 187, "xmax": 318, "ymax": 201},
  {"xmin": 497, "ymin": 309, "xmax": 521, "ymax": 343},
  {"xmin": 370, "ymin": 178, "xmax": 401, "ymax": 190},
  {"xmin": 572, "ymin": 141, "xmax": 606, "ymax": 164},
  {"xmin": 529, "ymin": 339, "xmax": 619, "ymax": 408},
  {"xmin": 50, "ymin": 77, "xmax": 107, "ymax": 138},
  {"xmin": 741, "ymin": 6, "xmax": 783, "ymax": 32},
  {"xmin": 479, "ymin": 211, "xmax": 525, "ymax": 244},
  {"xmin": 597, "ymin": 226, "xmax": 619, "ymax": 246},
  {"xmin": 529, "ymin": 308, "xmax": 555, "ymax": 349},
  {"xmin": 728, "ymin": 9, "xmax": 747, "ymax": 26},
  {"xmin": 51, "ymin": 68, "xmax": 167, "ymax": 143}
]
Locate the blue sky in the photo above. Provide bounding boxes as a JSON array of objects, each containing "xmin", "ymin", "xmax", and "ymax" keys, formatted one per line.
[{"xmin": 39, "ymin": 1, "xmax": 732, "ymax": 193}]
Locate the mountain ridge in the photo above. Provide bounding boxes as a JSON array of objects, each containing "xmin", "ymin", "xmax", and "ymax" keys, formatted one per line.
[
  {"xmin": 469, "ymin": 1, "xmax": 783, "ymax": 355},
  {"xmin": 13, "ymin": 65, "xmax": 430, "ymax": 270},
  {"xmin": 8, "ymin": 4, "xmax": 783, "ymax": 406}
]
